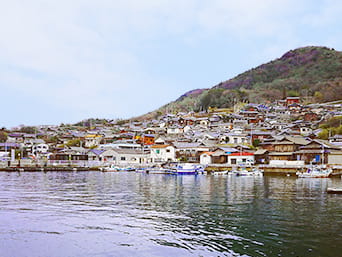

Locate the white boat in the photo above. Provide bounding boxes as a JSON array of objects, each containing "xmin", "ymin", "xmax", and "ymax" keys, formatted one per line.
[
  {"xmin": 296, "ymin": 166, "xmax": 332, "ymax": 178},
  {"xmin": 327, "ymin": 188, "xmax": 342, "ymax": 194},
  {"xmin": 170, "ymin": 163, "xmax": 203, "ymax": 175},
  {"xmin": 102, "ymin": 164, "xmax": 135, "ymax": 172},
  {"xmin": 232, "ymin": 166, "xmax": 263, "ymax": 177},
  {"xmin": 213, "ymin": 170, "xmax": 229, "ymax": 175},
  {"xmin": 145, "ymin": 166, "xmax": 171, "ymax": 174},
  {"xmin": 102, "ymin": 164, "xmax": 120, "ymax": 172}
]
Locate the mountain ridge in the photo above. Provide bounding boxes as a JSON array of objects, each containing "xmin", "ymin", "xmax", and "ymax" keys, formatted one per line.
[{"xmin": 140, "ymin": 46, "xmax": 342, "ymax": 119}]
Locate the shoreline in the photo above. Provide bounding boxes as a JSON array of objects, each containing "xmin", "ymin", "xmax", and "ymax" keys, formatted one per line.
[{"xmin": 1, "ymin": 165, "xmax": 342, "ymax": 177}]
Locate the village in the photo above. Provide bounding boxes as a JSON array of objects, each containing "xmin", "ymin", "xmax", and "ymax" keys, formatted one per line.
[{"xmin": 1, "ymin": 96, "xmax": 342, "ymax": 175}]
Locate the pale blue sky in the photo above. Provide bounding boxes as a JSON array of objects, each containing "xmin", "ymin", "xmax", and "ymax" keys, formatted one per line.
[{"xmin": 0, "ymin": 0, "xmax": 341, "ymax": 128}]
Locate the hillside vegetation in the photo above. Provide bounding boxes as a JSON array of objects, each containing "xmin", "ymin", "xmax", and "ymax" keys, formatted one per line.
[{"xmin": 152, "ymin": 46, "xmax": 342, "ymax": 116}]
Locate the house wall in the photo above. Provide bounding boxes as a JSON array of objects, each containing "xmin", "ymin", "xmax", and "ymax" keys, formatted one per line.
[
  {"xmin": 328, "ymin": 152, "xmax": 342, "ymax": 165},
  {"xmin": 227, "ymin": 135, "xmax": 248, "ymax": 144},
  {"xmin": 150, "ymin": 146, "xmax": 175, "ymax": 163},
  {"xmin": 274, "ymin": 144, "xmax": 296, "ymax": 152},
  {"xmin": 227, "ymin": 155, "xmax": 254, "ymax": 165},
  {"xmin": 200, "ymin": 154, "xmax": 212, "ymax": 165}
]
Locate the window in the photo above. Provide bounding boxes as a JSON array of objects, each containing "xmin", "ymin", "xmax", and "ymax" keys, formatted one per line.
[
  {"xmin": 121, "ymin": 157, "xmax": 126, "ymax": 161},
  {"xmin": 231, "ymin": 159, "xmax": 237, "ymax": 164},
  {"xmin": 166, "ymin": 149, "xmax": 170, "ymax": 153},
  {"xmin": 156, "ymin": 149, "xmax": 160, "ymax": 154},
  {"xmin": 234, "ymin": 138, "xmax": 238, "ymax": 143}
]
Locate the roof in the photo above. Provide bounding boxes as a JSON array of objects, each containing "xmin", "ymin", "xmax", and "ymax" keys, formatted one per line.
[
  {"xmin": 88, "ymin": 149, "xmax": 105, "ymax": 155},
  {"xmin": 201, "ymin": 151, "xmax": 214, "ymax": 156},
  {"xmin": 0, "ymin": 143, "xmax": 20, "ymax": 147},
  {"xmin": 150, "ymin": 144, "xmax": 171, "ymax": 149},
  {"xmin": 268, "ymin": 152, "xmax": 294, "ymax": 156},
  {"xmin": 254, "ymin": 149, "xmax": 268, "ymax": 155},
  {"xmin": 173, "ymin": 142, "xmax": 203, "ymax": 148},
  {"xmin": 229, "ymin": 152, "xmax": 254, "ymax": 156}
]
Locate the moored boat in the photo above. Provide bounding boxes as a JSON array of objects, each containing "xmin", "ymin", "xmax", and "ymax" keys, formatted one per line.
[
  {"xmin": 102, "ymin": 164, "xmax": 120, "ymax": 172},
  {"xmin": 170, "ymin": 163, "xmax": 203, "ymax": 175},
  {"xmin": 327, "ymin": 188, "xmax": 342, "ymax": 194},
  {"xmin": 296, "ymin": 166, "xmax": 332, "ymax": 178},
  {"xmin": 145, "ymin": 166, "xmax": 171, "ymax": 174},
  {"xmin": 232, "ymin": 166, "xmax": 263, "ymax": 177},
  {"xmin": 213, "ymin": 170, "xmax": 229, "ymax": 175}
]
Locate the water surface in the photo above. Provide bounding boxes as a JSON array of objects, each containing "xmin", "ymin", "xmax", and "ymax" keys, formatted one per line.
[{"xmin": 0, "ymin": 172, "xmax": 341, "ymax": 257}]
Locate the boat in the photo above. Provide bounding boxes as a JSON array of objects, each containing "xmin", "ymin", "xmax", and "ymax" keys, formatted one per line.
[
  {"xmin": 213, "ymin": 170, "xmax": 229, "ymax": 175},
  {"xmin": 327, "ymin": 188, "xmax": 342, "ymax": 194},
  {"xmin": 101, "ymin": 164, "xmax": 120, "ymax": 172},
  {"xmin": 169, "ymin": 163, "xmax": 203, "ymax": 175},
  {"xmin": 231, "ymin": 166, "xmax": 263, "ymax": 177},
  {"xmin": 102, "ymin": 164, "xmax": 135, "ymax": 172},
  {"xmin": 296, "ymin": 165, "xmax": 332, "ymax": 178},
  {"xmin": 145, "ymin": 166, "xmax": 171, "ymax": 174}
]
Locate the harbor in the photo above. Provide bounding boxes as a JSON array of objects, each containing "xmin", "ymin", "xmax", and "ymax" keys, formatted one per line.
[{"xmin": 0, "ymin": 171, "xmax": 341, "ymax": 257}]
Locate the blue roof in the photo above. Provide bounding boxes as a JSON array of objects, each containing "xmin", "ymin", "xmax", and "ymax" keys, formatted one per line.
[{"xmin": 89, "ymin": 149, "xmax": 105, "ymax": 155}]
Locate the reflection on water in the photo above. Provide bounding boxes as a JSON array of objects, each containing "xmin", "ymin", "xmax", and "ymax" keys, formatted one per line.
[{"xmin": 0, "ymin": 172, "xmax": 341, "ymax": 257}]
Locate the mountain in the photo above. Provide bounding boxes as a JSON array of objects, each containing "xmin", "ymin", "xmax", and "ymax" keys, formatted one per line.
[{"xmin": 143, "ymin": 46, "xmax": 342, "ymax": 118}]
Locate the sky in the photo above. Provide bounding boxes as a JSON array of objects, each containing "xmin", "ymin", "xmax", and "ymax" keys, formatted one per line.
[{"xmin": 0, "ymin": 0, "xmax": 341, "ymax": 128}]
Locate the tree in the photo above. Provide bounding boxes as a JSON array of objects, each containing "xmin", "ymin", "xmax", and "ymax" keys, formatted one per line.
[
  {"xmin": 19, "ymin": 126, "xmax": 36, "ymax": 134},
  {"xmin": 318, "ymin": 129, "xmax": 329, "ymax": 140},
  {"xmin": 66, "ymin": 139, "xmax": 81, "ymax": 147},
  {"xmin": 314, "ymin": 91, "xmax": 323, "ymax": 102},
  {"xmin": 252, "ymin": 139, "xmax": 261, "ymax": 147},
  {"xmin": 0, "ymin": 132, "xmax": 7, "ymax": 143}
]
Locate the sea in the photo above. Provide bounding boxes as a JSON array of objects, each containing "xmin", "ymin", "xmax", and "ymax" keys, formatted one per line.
[{"xmin": 0, "ymin": 171, "xmax": 341, "ymax": 257}]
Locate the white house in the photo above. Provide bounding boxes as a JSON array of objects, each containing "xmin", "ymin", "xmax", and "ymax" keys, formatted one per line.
[
  {"xmin": 32, "ymin": 143, "xmax": 49, "ymax": 156},
  {"xmin": 84, "ymin": 134, "xmax": 103, "ymax": 148},
  {"xmin": 110, "ymin": 148, "xmax": 149, "ymax": 166},
  {"xmin": 227, "ymin": 152, "xmax": 254, "ymax": 165},
  {"xmin": 150, "ymin": 145, "xmax": 176, "ymax": 163},
  {"xmin": 166, "ymin": 126, "xmax": 184, "ymax": 135},
  {"xmin": 200, "ymin": 152, "xmax": 213, "ymax": 165},
  {"xmin": 226, "ymin": 132, "xmax": 249, "ymax": 144},
  {"xmin": 300, "ymin": 127, "xmax": 313, "ymax": 136}
]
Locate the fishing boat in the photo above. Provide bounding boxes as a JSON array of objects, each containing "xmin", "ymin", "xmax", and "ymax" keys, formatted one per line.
[
  {"xmin": 327, "ymin": 188, "xmax": 342, "ymax": 194},
  {"xmin": 232, "ymin": 166, "xmax": 263, "ymax": 176},
  {"xmin": 296, "ymin": 165, "xmax": 332, "ymax": 178},
  {"xmin": 213, "ymin": 170, "xmax": 229, "ymax": 175},
  {"xmin": 170, "ymin": 163, "xmax": 203, "ymax": 175},
  {"xmin": 145, "ymin": 166, "xmax": 171, "ymax": 174},
  {"xmin": 102, "ymin": 164, "xmax": 135, "ymax": 172},
  {"xmin": 101, "ymin": 164, "xmax": 120, "ymax": 172}
]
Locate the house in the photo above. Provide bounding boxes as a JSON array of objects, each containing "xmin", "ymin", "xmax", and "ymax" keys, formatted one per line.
[
  {"xmin": 328, "ymin": 151, "xmax": 342, "ymax": 165},
  {"xmin": 173, "ymin": 142, "xmax": 210, "ymax": 163},
  {"xmin": 225, "ymin": 131, "xmax": 249, "ymax": 145},
  {"xmin": 110, "ymin": 148, "xmax": 150, "ymax": 166},
  {"xmin": 166, "ymin": 126, "xmax": 184, "ymax": 135},
  {"xmin": 253, "ymin": 149, "xmax": 269, "ymax": 164},
  {"xmin": 286, "ymin": 97, "xmax": 300, "ymax": 106},
  {"xmin": 266, "ymin": 136, "xmax": 310, "ymax": 162},
  {"xmin": 200, "ymin": 147, "xmax": 239, "ymax": 164},
  {"xmin": 227, "ymin": 152, "xmax": 254, "ymax": 165},
  {"xmin": 87, "ymin": 149, "xmax": 105, "ymax": 161},
  {"xmin": 98, "ymin": 149, "xmax": 117, "ymax": 162},
  {"xmin": 200, "ymin": 152, "xmax": 214, "ymax": 165},
  {"xmin": 84, "ymin": 134, "xmax": 103, "ymax": 148},
  {"xmin": 32, "ymin": 143, "xmax": 49, "ymax": 156},
  {"xmin": 149, "ymin": 145, "xmax": 176, "ymax": 163},
  {"xmin": 329, "ymin": 134, "xmax": 342, "ymax": 145},
  {"xmin": 294, "ymin": 139, "xmax": 341, "ymax": 164},
  {"xmin": 136, "ymin": 134, "xmax": 155, "ymax": 145}
]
